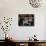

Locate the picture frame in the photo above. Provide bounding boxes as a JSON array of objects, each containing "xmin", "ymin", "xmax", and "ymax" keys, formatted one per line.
[{"xmin": 18, "ymin": 14, "xmax": 34, "ymax": 26}]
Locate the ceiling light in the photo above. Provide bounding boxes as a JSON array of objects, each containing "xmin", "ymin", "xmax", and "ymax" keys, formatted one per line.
[{"xmin": 29, "ymin": 0, "xmax": 45, "ymax": 8}]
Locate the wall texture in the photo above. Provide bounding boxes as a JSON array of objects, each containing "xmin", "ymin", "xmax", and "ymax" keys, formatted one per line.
[{"xmin": 0, "ymin": 0, "xmax": 46, "ymax": 40}]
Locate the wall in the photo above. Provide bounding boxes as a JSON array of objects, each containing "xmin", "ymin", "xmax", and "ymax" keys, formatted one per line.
[{"xmin": 0, "ymin": 0, "xmax": 46, "ymax": 40}]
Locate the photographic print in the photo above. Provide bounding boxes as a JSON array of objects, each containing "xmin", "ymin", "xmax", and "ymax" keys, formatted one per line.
[{"xmin": 18, "ymin": 14, "xmax": 34, "ymax": 26}]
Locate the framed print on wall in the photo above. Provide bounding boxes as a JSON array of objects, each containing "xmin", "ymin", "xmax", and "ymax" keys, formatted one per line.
[{"xmin": 18, "ymin": 14, "xmax": 34, "ymax": 26}]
